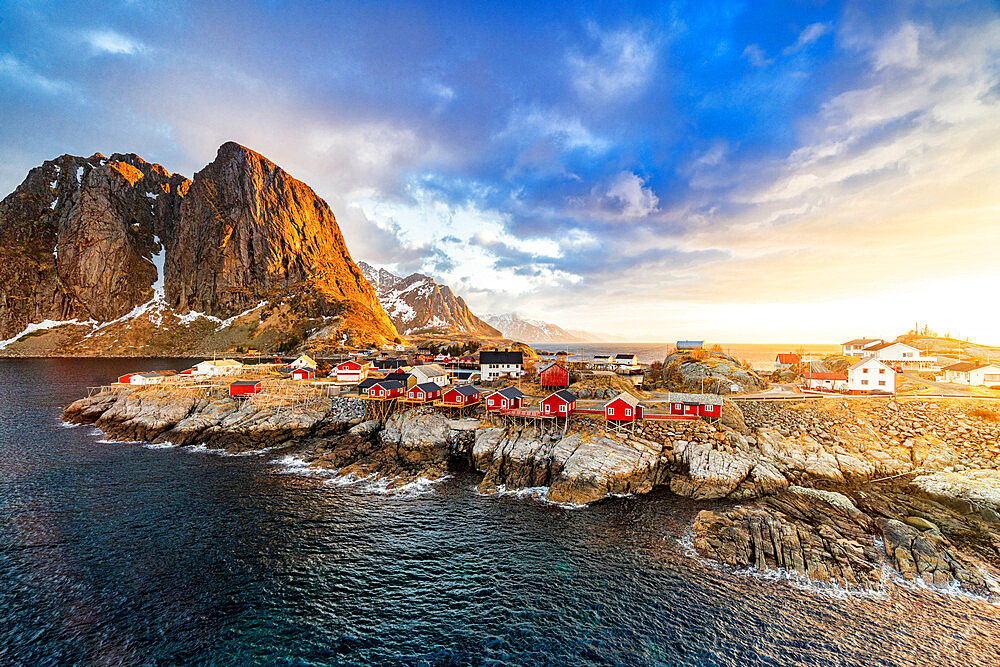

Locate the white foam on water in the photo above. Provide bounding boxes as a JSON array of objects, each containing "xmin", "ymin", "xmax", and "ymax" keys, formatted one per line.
[
  {"xmin": 272, "ymin": 454, "xmax": 322, "ymax": 476},
  {"xmin": 183, "ymin": 443, "xmax": 211, "ymax": 454},
  {"xmin": 479, "ymin": 484, "xmax": 588, "ymax": 509},
  {"xmin": 142, "ymin": 442, "xmax": 177, "ymax": 450},
  {"xmin": 97, "ymin": 438, "xmax": 143, "ymax": 445},
  {"xmin": 59, "ymin": 420, "xmax": 83, "ymax": 429}
]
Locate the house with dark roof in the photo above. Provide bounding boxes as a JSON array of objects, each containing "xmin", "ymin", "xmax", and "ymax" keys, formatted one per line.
[
  {"xmin": 485, "ymin": 386, "xmax": 525, "ymax": 411},
  {"xmin": 541, "ymin": 389, "xmax": 577, "ymax": 417},
  {"xmin": 479, "ymin": 350, "xmax": 524, "ymax": 381},
  {"xmin": 442, "ymin": 385, "xmax": 480, "ymax": 406}
]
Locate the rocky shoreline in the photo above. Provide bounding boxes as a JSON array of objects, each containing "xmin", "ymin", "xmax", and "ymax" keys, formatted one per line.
[{"xmin": 63, "ymin": 389, "xmax": 1000, "ymax": 597}]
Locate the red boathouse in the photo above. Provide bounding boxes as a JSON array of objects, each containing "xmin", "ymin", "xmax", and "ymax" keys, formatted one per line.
[
  {"xmin": 407, "ymin": 382, "xmax": 443, "ymax": 402},
  {"xmin": 538, "ymin": 361, "xmax": 570, "ymax": 389},
  {"xmin": 229, "ymin": 379, "xmax": 262, "ymax": 397},
  {"xmin": 369, "ymin": 380, "xmax": 405, "ymax": 399},
  {"xmin": 291, "ymin": 368, "xmax": 315, "ymax": 380}
]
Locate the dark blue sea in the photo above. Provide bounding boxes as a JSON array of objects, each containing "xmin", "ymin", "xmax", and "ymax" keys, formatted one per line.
[{"xmin": 2, "ymin": 358, "xmax": 999, "ymax": 666}]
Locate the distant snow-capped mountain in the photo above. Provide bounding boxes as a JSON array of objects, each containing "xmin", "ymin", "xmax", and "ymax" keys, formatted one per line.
[
  {"xmin": 483, "ymin": 313, "xmax": 611, "ymax": 343},
  {"xmin": 358, "ymin": 262, "xmax": 501, "ymax": 338}
]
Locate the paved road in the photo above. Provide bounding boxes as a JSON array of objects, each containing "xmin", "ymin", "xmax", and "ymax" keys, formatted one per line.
[{"xmin": 898, "ymin": 370, "xmax": 978, "ymax": 397}]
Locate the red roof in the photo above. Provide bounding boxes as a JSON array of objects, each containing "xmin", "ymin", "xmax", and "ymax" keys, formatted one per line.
[
  {"xmin": 776, "ymin": 353, "xmax": 800, "ymax": 364},
  {"xmin": 803, "ymin": 372, "xmax": 847, "ymax": 380}
]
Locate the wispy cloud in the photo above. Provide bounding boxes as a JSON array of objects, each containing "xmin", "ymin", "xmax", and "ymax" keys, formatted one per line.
[
  {"xmin": 82, "ymin": 29, "xmax": 146, "ymax": 56},
  {"xmin": 567, "ymin": 24, "xmax": 658, "ymax": 102},
  {"xmin": 0, "ymin": 54, "xmax": 71, "ymax": 95},
  {"xmin": 783, "ymin": 22, "xmax": 831, "ymax": 55}
]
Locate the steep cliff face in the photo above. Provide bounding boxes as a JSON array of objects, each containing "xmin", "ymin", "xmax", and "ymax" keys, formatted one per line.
[
  {"xmin": 0, "ymin": 142, "xmax": 399, "ymax": 353},
  {"xmin": 0, "ymin": 152, "xmax": 189, "ymax": 337},
  {"xmin": 167, "ymin": 142, "xmax": 397, "ymax": 343},
  {"xmin": 357, "ymin": 261, "xmax": 500, "ymax": 337}
]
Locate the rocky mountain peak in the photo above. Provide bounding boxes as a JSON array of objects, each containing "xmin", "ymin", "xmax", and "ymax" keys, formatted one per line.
[
  {"xmin": 357, "ymin": 262, "xmax": 500, "ymax": 338},
  {"xmin": 0, "ymin": 142, "xmax": 400, "ymax": 351},
  {"xmin": 165, "ymin": 141, "xmax": 398, "ymax": 341}
]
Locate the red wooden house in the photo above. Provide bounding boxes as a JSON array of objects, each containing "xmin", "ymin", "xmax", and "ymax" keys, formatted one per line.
[
  {"xmin": 605, "ymin": 393, "xmax": 644, "ymax": 423},
  {"xmin": 538, "ymin": 361, "xmax": 570, "ymax": 389},
  {"xmin": 335, "ymin": 360, "xmax": 370, "ymax": 383},
  {"xmin": 229, "ymin": 379, "xmax": 262, "ymax": 397},
  {"xmin": 292, "ymin": 368, "xmax": 315, "ymax": 380},
  {"xmin": 369, "ymin": 380, "xmax": 405, "ymax": 399},
  {"xmin": 407, "ymin": 382, "xmax": 443, "ymax": 402},
  {"xmin": 442, "ymin": 385, "xmax": 480, "ymax": 406},
  {"xmin": 485, "ymin": 386, "xmax": 525, "ymax": 411},
  {"xmin": 541, "ymin": 390, "xmax": 577, "ymax": 417}
]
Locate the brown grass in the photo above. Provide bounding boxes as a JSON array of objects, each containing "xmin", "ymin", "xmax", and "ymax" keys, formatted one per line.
[{"xmin": 968, "ymin": 407, "xmax": 999, "ymax": 422}]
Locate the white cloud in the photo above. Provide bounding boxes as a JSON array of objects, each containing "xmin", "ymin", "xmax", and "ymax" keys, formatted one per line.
[
  {"xmin": 606, "ymin": 171, "xmax": 659, "ymax": 218},
  {"xmin": 499, "ymin": 106, "xmax": 610, "ymax": 153},
  {"xmin": 84, "ymin": 29, "xmax": 146, "ymax": 56},
  {"xmin": 0, "ymin": 54, "xmax": 71, "ymax": 95},
  {"xmin": 873, "ymin": 22, "xmax": 922, "ymax": 70},
  {"xmin": 741, "ymin": 44, "xmax": 773, "ymax": 67},
  {"xmin": 567, "ymin": 25, "xmax": 657, "ymax": 102},
  {"xmin": 783, "ymin": 22, "xmax": 831, "ymax": 55}
]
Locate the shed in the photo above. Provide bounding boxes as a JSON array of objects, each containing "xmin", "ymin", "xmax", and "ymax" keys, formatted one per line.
[
  {"xmin": 605, "ymin": 393, "xmax": 644, "ymax": 422},
  {"xmin": 229, "ymin": 379, "xmax": 262, "ymax": 397},
  {"xmin": 541, "ymin": 390, "xmax": 577, "ymax": 417},
  {"xmin": 485, "ymin": 386, "xmax": 525, "ymax": 411},
  {"xmin": 292, "ymin": 368, "xmax": 315, "ymax": 380},
  {"xmin": 539, "ymin": 361, "xmax": 570, "ymax": 389}
]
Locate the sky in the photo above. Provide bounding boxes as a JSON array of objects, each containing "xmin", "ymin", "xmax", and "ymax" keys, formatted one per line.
[{"xmin": 1, "ymin": 1, "xmax": 999, "ymax": 343}]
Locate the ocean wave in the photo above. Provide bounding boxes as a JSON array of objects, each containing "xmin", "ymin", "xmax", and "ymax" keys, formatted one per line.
[
  {"xmin": 142, "ymin": 442, "xmax": 177, "ymax": 450},
  {"xmin": 480, "ymin": 484, "xmax": 588, "ymax": 509}
]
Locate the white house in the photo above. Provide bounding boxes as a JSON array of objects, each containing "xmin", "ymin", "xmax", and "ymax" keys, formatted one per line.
[
  {"xmin": 613, "ymin": 354, "xmax": 640, "ymax": 371},
  {"xmin": 479, "ymin": 350, "xmax": 524, "ymax": 381},
  {"xmin": 409, "ymin": 363, "xmax": 450, "ymax": 387},
  {"xmin": 802, "ymin": 372, "xmax": 847, "ymax": 392},
  {"xmin": 847, "ymin": 357, "xmax": 896, "ymax": 394},
  {"xmin": 841, "ymin": 338, "xmax": 884, "ymax": 357},
  {"xmin": 335, "ymin": 360, "xmax": 370, "ymax": 384},
  {"xmin": 939, "ymin": 362, "xmax": 1000, "ymax": 387},
  {"xmin": 290, "ymin": 354, "xmax": 317, "ymax": 370},
  {"xmin": 182, "ymin": 359, "xmax": 245, "ymax": 377},
  {"xmin": 866, "ymin": 342, "xmax": 935, "ymax": 370}
]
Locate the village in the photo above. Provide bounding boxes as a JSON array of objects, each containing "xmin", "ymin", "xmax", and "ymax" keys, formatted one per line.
[
  {"xmin": 111, "ymin": 344, "xmax": 725, "ymax": 434},
  {"xmin": 105, "ymin": 331, "xmax": 1000, "ymax": 447}
]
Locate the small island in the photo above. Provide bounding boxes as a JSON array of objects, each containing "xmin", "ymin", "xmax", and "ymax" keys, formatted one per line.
[{"xmin": 64, "ymin": 347, "xmax": 1000, "ymax": 599}]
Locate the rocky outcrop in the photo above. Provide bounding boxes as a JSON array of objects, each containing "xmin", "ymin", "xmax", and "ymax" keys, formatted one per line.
[
  {"xmin": 694, "ymin": 481, "xmax": 1000, "ymax": 596},
  {"xmin": 0, "ymin": 153, "xmax": 188, "ymax": 337},
  {"xmin": 358, "ymin": 262, "xmax": 500, "ymax": 338},
  {"xmin": 472, "ymin": 424, "xmax": 663, "ymax": 504},
  {"xmin": 662, "ymin": 350, "xmax": 767, "ymax": 394}
]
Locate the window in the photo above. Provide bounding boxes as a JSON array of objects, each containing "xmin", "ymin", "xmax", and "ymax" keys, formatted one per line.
[
  {"xmin": 879, "ymin": 381, "xmax": 886, "ymax": 386},
  {"xmin": 879, "ymin": 368, "xmax": 885, "ymax": 374},
  {"xmin": 544, "ymin": 404, "xmax": 550, "ymax": 413},
  {"xmin": 625, "ymin": 408, "xmax": 632, "ymax": 417},
  {"xmin": 862, "ymin": 380, "xmax": 868, "ymax": 385},
  {"xmin": 863, "ymin": 368, "xmax": 868, "ymax": 373},
  {"xmin": 608, "ymin": 408, "xmax": 614, "ymax": 416},
  {"xmin": 559, "ymin": 405, "xmax": 566, "ymax": 413}
]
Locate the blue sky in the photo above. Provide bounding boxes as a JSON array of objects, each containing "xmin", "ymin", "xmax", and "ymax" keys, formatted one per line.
[{"xmin": 2, "ymin": 1, "xmax": 999, "ymax": 342}]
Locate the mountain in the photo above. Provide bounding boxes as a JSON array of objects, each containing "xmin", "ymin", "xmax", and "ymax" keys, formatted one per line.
[
  {"xmin": 0, "ymin": 142, "xmax": 399, "ymax": 355},
  {"xmin": 357, "ymin": 262, "xmax": 501, "ymax": 338},
  {"xmin": 483, "ymin": 313, "xmax": 612, "ymax": 343}
]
